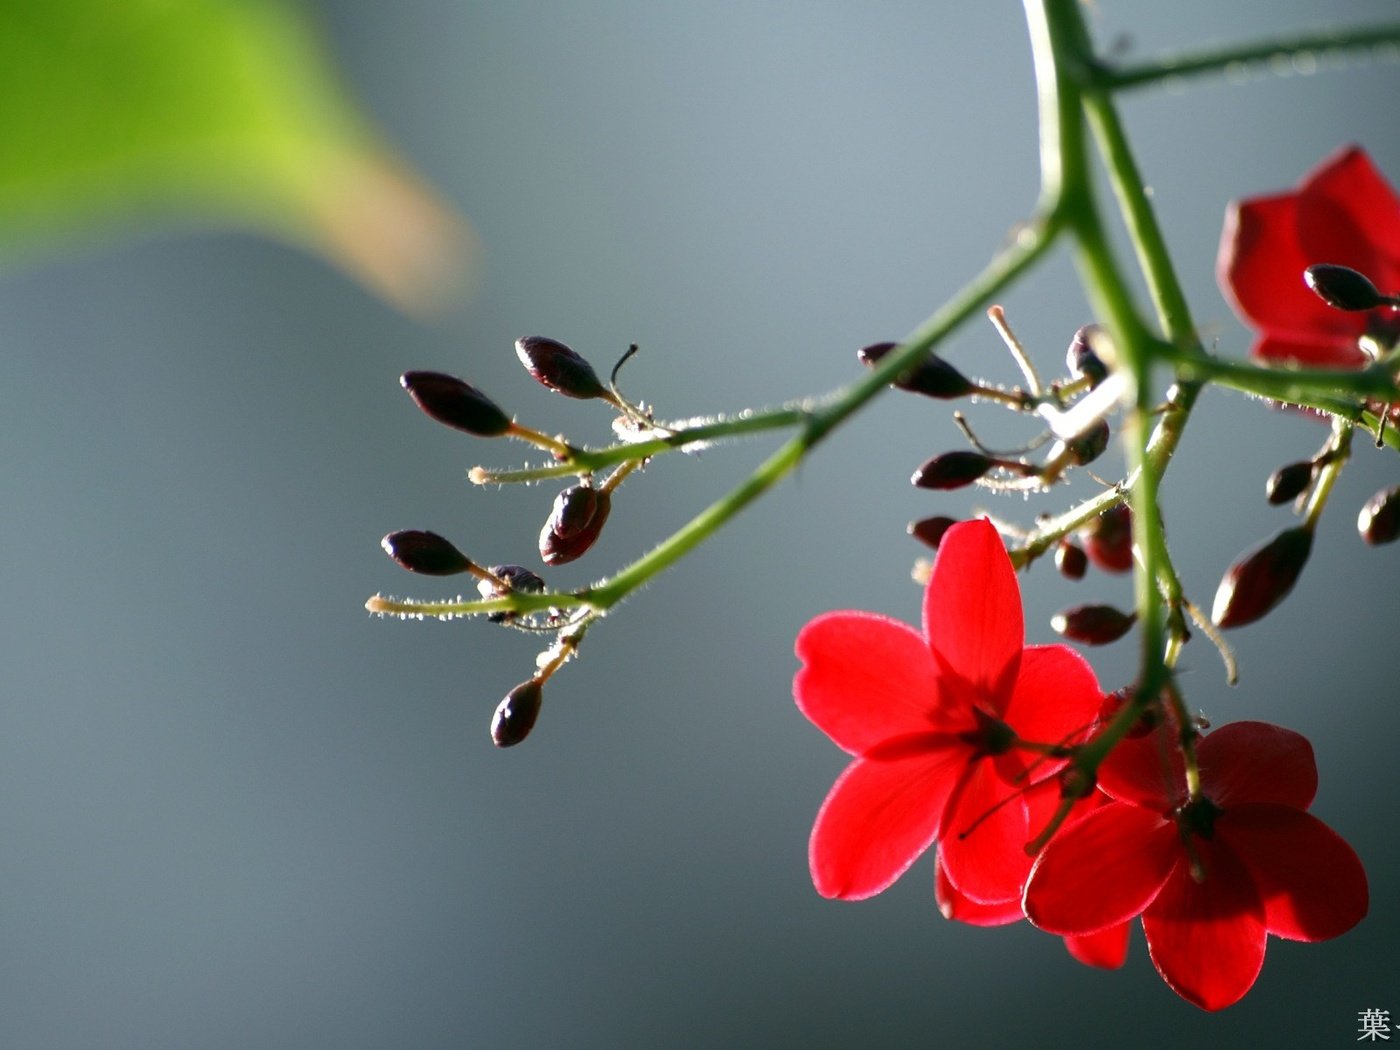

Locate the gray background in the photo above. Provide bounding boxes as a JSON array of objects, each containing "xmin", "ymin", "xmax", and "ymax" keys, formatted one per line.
[{"xmin": 3, "ymin": 2, "xmax": 1399, "ymax": 1047}]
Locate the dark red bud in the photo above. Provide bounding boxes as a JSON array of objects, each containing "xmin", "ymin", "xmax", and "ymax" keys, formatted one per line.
[
  {"xmin": 401, "ymin": 371, "xmax": 511, "ymax": 436},
  {"xmin": 539, "ymin": 487, "xmax": 612, "ymax": 565},
  {"xmin": 1066, "ymin": 325, "xmax": 1108, "ymax": 387},
  {"xmin": 857, "ymin": 341, "xmax": 974, "ymax": 399},
  {"xmin": 1265, "ymin": 461, "xmax": 1314, "ymax": 505},
  {"xmin": 1303, "ymin": 264, "xmax": 1385, "ymax": 312},
  {"xmin": 1054, "ymin": 539, "xmax": 1088, "ymax": 580},
  {"xmin": 478, "ymin": 564, "xmax": 547, "ymax": 623},
  {"xmin": 478, "ymin": 565, "xmax": 547, "ymax": 599},
  {"xmin": 1064, "ymin": 419, "xmax": 1110, "ymax": 466},
  {"xmin": 1059, "ymin": 765, "xmax": 1097, "ymax": 800},
  {"xmin": 1081, "ymin": 504, "xmax": 1133, "ymax": 573},
  {"xmin": 491, "ymin": 680, "xmax": 543, "ymax": 747},
  {"xmin": 911, "ymin": 451, "xmax": 993, "ymax": 490},
  {"xmin": 381, "ymin": 530, "xmax": 475, "ymax": 575},
  {"xmin": 548, "ymin": 485, "xmax": 602, "ymax": 539},
  {"xmin": 515, "ymin": 336, "xmax": 609, "ymax": 399},
  {"xmin": 1051, "ymin": 604, "xmax": 1137, "ymax": 645},
  {"xmin": 1358, "ymin": 485, "xmax": 1400, "ymax": 545},
  {"xmin": 908, "ymin": 515, "xmax": 959, "ymax": 550},
  {"xmin": 1211, "ymin": 525, "xmax": 1313, "ymax": 628}
]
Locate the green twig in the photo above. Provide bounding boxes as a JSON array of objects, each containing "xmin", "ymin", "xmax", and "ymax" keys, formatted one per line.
[{"xmin": 1095, "ymin": 23, "xmax": 1400, "ymax": 92}]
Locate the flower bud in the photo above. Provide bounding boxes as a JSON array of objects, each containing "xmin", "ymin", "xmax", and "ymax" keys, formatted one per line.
[
  {"xmin": 908, "ymin": 515, "xmax": 958, "ymax": 550},
  {"xmin": 515, "ymin": 336, "xmax": 609, "ymax": 399},
  {"xmin": 380, "ymin": 530, "xmax": 474, "ymax": 575},
  {"xmin": 911, "ymin": 451, "xmax": 993, "ymax": 490},
  {"xmin": 1303, "ymin": 263, "xmax": 1385, "ymax": 312},
  {"xmin": 491, "ymin": 680, "xmax": 543, "ymax": 747},
  {"xmin": 1066, "ymin": 325, "xmax": 1108, "ymax": 388},
  {"xmin": 1051, "ymin": 604, "xmax": 1136, "ymax": 645},
  {"xmin": 857, "ymin": 341, "xmax": 974, "ymax": 400},
  {"xmin": 539, "ymin": 486, "xmax": 612, "ymax": 565},
  {"xmin": 1059, "ymin": 765, "xmax": 1097, "ymax": 800},
  {"xmin": 1265, "ymin": 461, "xmax": 1314, "ymax": 505},
  {"xmin": 907, "ymin": 515, "xmax": 963, "ymax": 551},
  {"xmin": 1358, "ymin": 485, "xmax": 1400, "ymax": 545},
  {"xmin": 1054, "ymin": 539, "xmax": 1088, "ymax": 580},
  {"xmin": 478, "ymin": 564, "xmax": 547, "ymax": 600},
  {"xmin": 1081, "ymin": 504, "xmax": 1133, "ymax": 573},
  {"xmin": 548, "ymin": 485, "xmax": 602, "ymax": 539},
  {"xmin": 478, "ymin": 564, "xmax": 546, "ymax": 623},
  {"xmin": 1211, "ymin": 525, "xmax": 1313, "ymax": 629},
  {"xmin": 400, "ymin": 371, "xmax": 511, "ymax": 436},
  {"xmin": 1057, "ymin": 419, "xmax": 1110, "ymax": 467}
]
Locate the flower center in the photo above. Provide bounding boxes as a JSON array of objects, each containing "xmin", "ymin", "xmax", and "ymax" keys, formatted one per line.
[
  {"xmin": 1174, "ymin": 795, "xmax": 1222, "ymax": 840},
  {"xmin": 958, "ymin": 706, "xmax": 1016, "ymax": 757}
]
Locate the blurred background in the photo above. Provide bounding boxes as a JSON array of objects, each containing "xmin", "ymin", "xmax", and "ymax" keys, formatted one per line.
[{"xmin": 3, "ymin": 2, "xmax": 1398, "ymax": 1047}]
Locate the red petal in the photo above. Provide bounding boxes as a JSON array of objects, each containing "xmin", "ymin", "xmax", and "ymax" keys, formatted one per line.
[
  {"xmin": 922, "ymin": 519, "xmax": 1022, "ymax": 709},
  {"xmin": 1297, "ymin": 145, "xmax": 1400, "ymax": 290},
  {"xmin": 1222, "ymin": 804, "xmax": 1368, "ymax": 942},
  {"xmin": 935, "ymin": 851, "xmax": 1023, "ymax": 926},
  {"xmin": 1099, "ymin": 725, "xmax": 1185, "ymax": 810},
  {"xmin": 1001, "ymin": 644, "xmax": 1102, "ymax": 753},
  {"xmin": 1219, "ymin": 195, "xmax": 1355, "ymax": 340},
  {"xmin": 1023, "ymin": 803, "xmax": 1178, "ymax": 935},
  {"xmin": 1142, "ymin": 840, "xmax": 1266, "ymax": 1011},
  {"xmin": 1196, "ymin": 721, "xmax": 1317, "ymax": 809},
  {"xmin": 1064, "ymin": 921, "xmax": 1131, "ymax": 970},
  {"xmin": 1251, "ymin": 333, "xmax": 1368, "ymax": 369},
  {"xmin": 940, "ymin": 758, "xmax": 1031, "ymax": 903},
  {"xmin": 809, "ymin": 744, "xmax": 965, "ymax": 900},
  {"xmin": 795, "ymin": 611, "xmax": 961, "ymax": 754}
]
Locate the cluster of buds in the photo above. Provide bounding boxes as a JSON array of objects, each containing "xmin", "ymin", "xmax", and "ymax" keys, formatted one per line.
[
  {"xmin": 379, "ymin": 336, "xmax": 663, "ymax": 745},
  {"xmin": 878, "ymin": 316, "xmax": 1118, "ymax": 507},
  {"xmin": 1044, "ymin": 506, "xmax": 1138, "ymax": 646},
  {"xmin": 888, "ymin": 310, "xmax": 1145, "ymax": 650},
  {"xmin": 1212, "ymin": 440, "xmax": 1400, "ymax": 628}
]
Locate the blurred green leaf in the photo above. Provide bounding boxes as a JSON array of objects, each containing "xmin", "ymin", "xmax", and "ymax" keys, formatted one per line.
[{"xmin": 0, "ymin": 0, "xmax": 467, "ymax": 311}]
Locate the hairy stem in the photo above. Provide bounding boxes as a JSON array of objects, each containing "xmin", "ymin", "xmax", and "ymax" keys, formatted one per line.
[{"xmin": 1096, "ymin": 23, "xmax": 1400, "ymax": 92}]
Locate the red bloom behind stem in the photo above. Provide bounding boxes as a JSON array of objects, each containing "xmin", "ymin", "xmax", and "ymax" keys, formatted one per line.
[
  {"xmin": 1022, "ymin": 721, "xmax": 1368, "ymax": 1011},
  {"xmin": 1218, "ymin": 145, "xmax": 1400, "ymax": 374},
  {"xmin": 934, "ymin": 780, "xmax": 1132, "ymax": 970},
  {"xmin": 793, "ymin": 519, "xmax": 1102, "ymax": 905}
]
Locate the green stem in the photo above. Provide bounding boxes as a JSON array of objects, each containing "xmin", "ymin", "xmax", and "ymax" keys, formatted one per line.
[
  {"xmin": 472, "ymin": 406, "xmax": 812, "ymax": 484},
  {"xmin": 1167, "ymin": 344, "xmax": 1400, "ymax": 417},
  {"xmin": 366, "ymin": 590, "xmax": 591, "ymax": 618},
  {"xmin": 1010, "ymin": 484, "xmax": 1125, "ymax": 567},
  {"xmin": 1037, "ymin": 0, "xmax": 1178, "ymax": 698},
  {"xmin": 1095, "ymin": 23, "xmax": 1400, "ymax": 92},
  {"xmin": 1080, "ymin": 101, "xmax": 1194, "ymax": 343},
  {"xmin": 1079, "ymin": 56, "xmax": 1207, "ymax": 685},
  {"xmin": 1303, "ymin": 419, "xmax": 1354, "ymax": 530}
]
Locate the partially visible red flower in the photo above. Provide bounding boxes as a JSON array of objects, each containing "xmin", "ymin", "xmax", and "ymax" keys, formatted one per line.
[
  {"xmin": 1023, "ymin": 721, "xmax": 1368, "ymax": 1011},
  {"xmin": 793, "ymin": 518, "xmax": 1102, "ymax": 904},
  {"xmin": 1218, "ymin": 145, "xmax": 1400, "ymax": 372},
  {"xmin": 934, "ymin": 782, "xmax": 1131, "ymax": 970}
]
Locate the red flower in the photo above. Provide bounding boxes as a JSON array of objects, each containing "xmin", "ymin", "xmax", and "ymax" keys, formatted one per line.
[
  {"xmin": 1022, "ymin": 721, "xmax": 1368, "ymax": 1011},
  {"xmin": 1218, "ymin": 145, "xmax": 1400, "ymax": 371},
  {"xmin": 793, "ymin": 518, "xmax": 1102, "ymax": 903},
  {"xmin": 934, "ymin": 782, "xmax": 1132, "ymax": 970}
]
